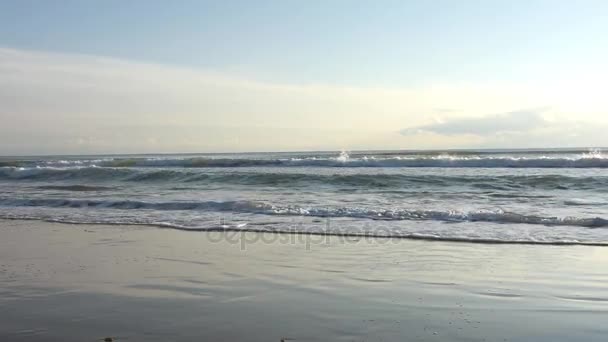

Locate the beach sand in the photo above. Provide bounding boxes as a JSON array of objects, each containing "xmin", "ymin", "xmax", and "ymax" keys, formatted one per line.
[{"xmin": 1, "ymin": 219, "xmax": 607, "ymax": 341}]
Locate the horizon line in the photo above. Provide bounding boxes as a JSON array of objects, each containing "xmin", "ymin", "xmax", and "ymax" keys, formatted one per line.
[{"xmin": 1, "ymin": 146, "xmax": 604, "ymax": 159}]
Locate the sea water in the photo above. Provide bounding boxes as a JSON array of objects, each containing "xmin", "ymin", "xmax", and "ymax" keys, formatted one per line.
[{"xmin": 1, "ymin": 149, "xmax": 607, "ymax": 245}]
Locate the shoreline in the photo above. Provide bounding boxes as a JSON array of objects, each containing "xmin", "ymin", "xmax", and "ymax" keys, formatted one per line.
[{"xmin": 2, "ymin": 217, "xmax": 607, "ymax": 247}]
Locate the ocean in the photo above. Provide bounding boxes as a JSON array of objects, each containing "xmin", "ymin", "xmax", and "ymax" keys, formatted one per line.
[{"xmin": 1, "ymin": 149, "xmax": 607, "ymax": 245}]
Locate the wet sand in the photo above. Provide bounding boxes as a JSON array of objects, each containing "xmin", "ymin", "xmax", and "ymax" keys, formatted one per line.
[{"xmin": 1, "ymin": 219, "xmax": 607, "ymax": 341}]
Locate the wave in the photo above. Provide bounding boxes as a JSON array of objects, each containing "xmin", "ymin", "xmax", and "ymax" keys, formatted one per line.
[
  {"xmin": 0, "ymin": 161, "xmax": 25, "ymax": 167},
  {"xmin": 2, "ymin": 167, "xmax": 608, "ymax": 191},
  {"xmin": 564, "ymin": 199, "xmax": 607, "ymax": 206},
  {"xmin": 1, "ymin": 197, "xmax": 607, "ymax": 228},
  {"xmin": 70, "ymin": 156, "xmax": 608, "ymax": 168},
  {"xmin": 5, "ymin": 150, "xmax": 608, "ymax": 169},
  {"xmin": 36, "ymin": 185, "xmax": 113, "ymax": 191},
  {"xmin": 0, "ymin": 167, "xmax": 132, "ymax": 181}
]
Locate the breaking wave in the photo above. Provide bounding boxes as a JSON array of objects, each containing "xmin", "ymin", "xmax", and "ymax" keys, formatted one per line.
[
  {"xmin": 3, "ymin": 150, "xmax": 608, "ymax": 169},
  {"xmin": 100, "ymin": 157, "xmax": 608, "ymax": 168},
  {"xmin": 1, "ymin": 197, "xmax": 607, "ymax": 228}
]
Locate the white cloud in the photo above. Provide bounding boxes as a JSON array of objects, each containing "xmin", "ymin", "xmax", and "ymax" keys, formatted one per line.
[
  {"xmin": 401, "ymin": 109, "xmax": 549, "ymax": 136},
  {"xmin": 402, "ymin": 108, "xmax": 608, "ymax": 149},
  {"xmin": 0, "ymin": 47, "xmax": 607, "ymax": 154}
]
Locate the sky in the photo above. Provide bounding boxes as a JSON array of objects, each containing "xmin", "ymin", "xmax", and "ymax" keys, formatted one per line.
[{"xmin": 0, "ymin": 0, "xmax": 607, "ymax": 155}]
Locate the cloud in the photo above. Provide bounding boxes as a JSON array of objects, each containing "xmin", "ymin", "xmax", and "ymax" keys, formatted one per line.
[
  {"xmin": 0, "ymin": 47, "xmax": 519, "ymax": 154},
  {"xmin": 0, "ymin": 47, "xmax": 607, "ymax": 154},
  {"xmin": 401, "ymin": 109, "xmax": 550, "ymax": 136},
  {"xmin": 401, "ymin": 108, "xmax": 608, "ymax": 149}
]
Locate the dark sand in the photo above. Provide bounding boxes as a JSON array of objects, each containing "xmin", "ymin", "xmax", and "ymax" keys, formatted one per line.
[{"xmin": 1, "ymin": 219, "xmax": 607, "ymax": 341}]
